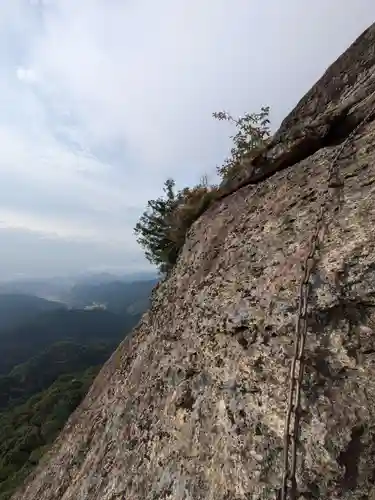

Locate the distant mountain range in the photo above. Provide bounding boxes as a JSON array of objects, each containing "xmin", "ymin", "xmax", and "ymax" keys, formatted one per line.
[
  {"xmin": 0, "ymin": 294, "xmax": 64, "ymax": 331},
  {"xmin": 0, "ymin": 270, "xmax": 158, "ymax": 302},
  {"xmin": 63, "ymin": 278, "xmax": 158, "ymax": 313}
]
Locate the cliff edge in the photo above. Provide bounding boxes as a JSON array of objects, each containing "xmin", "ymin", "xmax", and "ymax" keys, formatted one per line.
[{"xmin": 13, "ymin": 24, "xmax": 375, "ymax": 500}]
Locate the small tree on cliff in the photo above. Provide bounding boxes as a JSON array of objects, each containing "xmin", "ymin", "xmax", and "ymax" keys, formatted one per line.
[
  {"xmin": 134, "ymin": 178, "xmax": 178, "ymax": 273},
  {"xmin": 213, "ymin": 106, "xmax": 271, "ymax": 180},
  {"xmin": 134, "ymin": 179, "xmax": 218, "ymax": 274}
]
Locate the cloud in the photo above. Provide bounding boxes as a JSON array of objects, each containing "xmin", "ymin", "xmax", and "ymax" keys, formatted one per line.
[
  {"xmin": 0, "ymin": 227, "xmax": 147, "ymax": 281},
  {"xmin": 16, "ymin": 66, "xmax": 38, "ymax": 83},
  {"xmin": 0, "ymin": 0, "xmax": 374, "ymax": 278}
]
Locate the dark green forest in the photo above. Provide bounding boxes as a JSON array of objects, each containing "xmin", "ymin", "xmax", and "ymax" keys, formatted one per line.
[
  {"xmin": 0, "ymin": 368, "xmax": 98, "ymax": 500},
  {"xmin": 0, "ymin": 279, "xmax": 154, "ymax": 500},
  {"xmin": 0, "ymin": 308, "xmax": 135, "ymax": 375}
]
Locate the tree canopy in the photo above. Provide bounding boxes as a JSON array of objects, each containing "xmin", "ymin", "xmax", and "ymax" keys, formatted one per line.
[{"xmin": 134, "ymin": 178, "xmax": 218, "ymax": 274}]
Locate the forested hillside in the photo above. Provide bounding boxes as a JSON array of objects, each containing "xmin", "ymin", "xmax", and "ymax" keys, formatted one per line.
[
  {"xmin": 0, "ymin": 278, "xmax": 156, "ymax": 500},
  {"xmin": 0, "ymin": 308, "xmax": 136, "ymax": 375},
  {"xmin": 0, "ymin": 341, "xmax": 117, "ymax": 410},
  {"xmin": 0, "ymin": 368, "xmax": 98, "ymax": 500},
  {"xmin": 0, "ymin": 294, "xmax": 64, "ymax": 331}
]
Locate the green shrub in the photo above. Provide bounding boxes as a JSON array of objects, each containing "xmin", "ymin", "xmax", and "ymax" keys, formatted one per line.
[
  {"xmin": 134, "ymin": 179, "xmax": 219, "ymax": 274},
  {"xmin": 213, "ymin": 107, "xmax": 271, "ymax": 181},
  {"xmin": 0, "ymin": 369, "xmax": 98, "ymax": 500}
]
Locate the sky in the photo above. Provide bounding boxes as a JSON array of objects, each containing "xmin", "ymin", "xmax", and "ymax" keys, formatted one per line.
[{"xmin": 0, "ymin": 1, "xmax": 373, "ymax": 280}]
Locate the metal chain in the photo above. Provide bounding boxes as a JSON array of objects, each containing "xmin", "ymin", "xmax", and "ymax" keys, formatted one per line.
[{"xmin": 280, "ymin": 102, "xmax": 375, "ymax": 500}]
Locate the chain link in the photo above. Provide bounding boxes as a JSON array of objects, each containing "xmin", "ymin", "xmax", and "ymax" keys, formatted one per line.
[{"xmin": 280, "ymin": 102, "xmax": 375, "ymax": 500}]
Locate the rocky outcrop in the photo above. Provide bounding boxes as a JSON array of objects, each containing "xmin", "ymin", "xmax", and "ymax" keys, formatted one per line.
[
  {"xmin": 220, "ymin": 23, "xmax": 375, "ymax": 195},
  {"xmin": 13, "ymin": 23, "xmax": 375, "ymax": 500}
]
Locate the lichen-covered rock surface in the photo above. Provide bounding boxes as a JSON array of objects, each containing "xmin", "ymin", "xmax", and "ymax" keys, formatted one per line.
[{"xmin": 13, "ymin": 24, "xmax": 375, "ymax": 500}]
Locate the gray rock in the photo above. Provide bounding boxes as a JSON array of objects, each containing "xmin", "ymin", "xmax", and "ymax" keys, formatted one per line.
[{"xmin": 13, "ymin": 22, "xmax": 375, "ymax": 500}]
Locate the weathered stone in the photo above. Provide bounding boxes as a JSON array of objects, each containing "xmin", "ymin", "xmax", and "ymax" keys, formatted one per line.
[{"xmin": 13, "ymin": 23, "xmax": 375, "ymax": 500}]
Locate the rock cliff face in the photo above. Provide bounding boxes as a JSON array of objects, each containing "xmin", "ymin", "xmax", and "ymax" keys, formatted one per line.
[{"xmin": 13, "ymin": 24, "xmax": 375, "ymax": 500}]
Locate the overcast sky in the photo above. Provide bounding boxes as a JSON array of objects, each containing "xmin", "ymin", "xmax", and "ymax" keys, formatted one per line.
[{"xmin": 0, "ymin": 1, "xmax": 373, "ymax": 280}]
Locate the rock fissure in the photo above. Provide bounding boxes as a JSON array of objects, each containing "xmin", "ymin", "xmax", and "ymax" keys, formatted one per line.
[
  {"xmin": 338, "ymin": 425, "xmax": 365, "ymax": 490},
  {"xmin": 217, "ymin": 97, "xmax": 375, "ymax": 204}
]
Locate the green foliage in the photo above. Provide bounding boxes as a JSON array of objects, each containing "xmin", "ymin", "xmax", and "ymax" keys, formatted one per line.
[
  {"xmin": 134, "ymin": 179, "xmax": 179, "ymax": 272},
  {"xmin": 0, "ymin": 281, "xmax": 154, "ymax": 499},
  {"xmin": 213, "ymin": 107, "xmax": 271, "ymax": 180},
  {"xmin": 0, "ymin": 368, "xmax": 98, "ymax": 500},
  {"xmin": 0, "ymin": 338, "xmax": 118, "ymax": 500},
  {"xmin": 134, "ymin": 178, "xmax": 219, "ymax": 273},
  {"xmin": 0, "ymin": 342, "xmax": 116, "ymax": 410}
]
